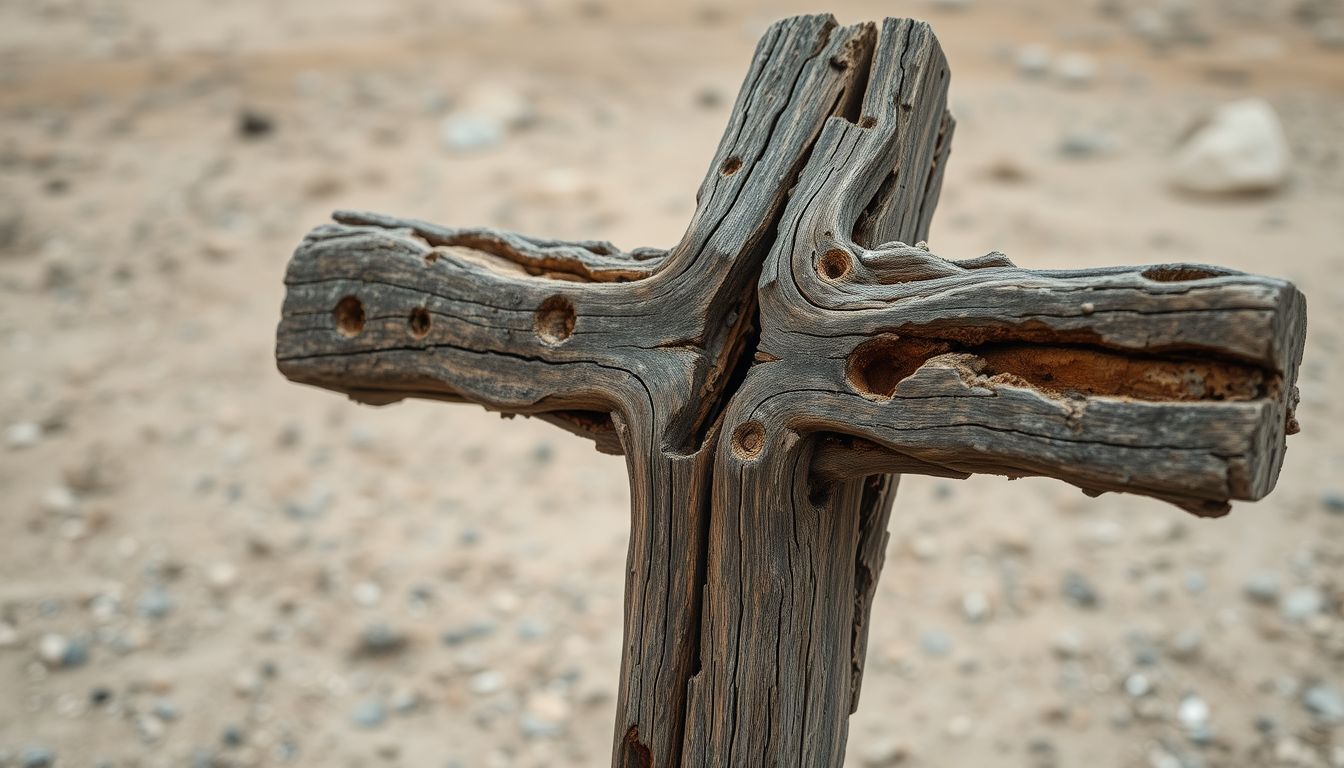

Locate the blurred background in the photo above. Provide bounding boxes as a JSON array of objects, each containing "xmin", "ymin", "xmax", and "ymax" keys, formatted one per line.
[{"xmin": 1, "ymin": 0, "xmax": 1342, "ymax": 766}]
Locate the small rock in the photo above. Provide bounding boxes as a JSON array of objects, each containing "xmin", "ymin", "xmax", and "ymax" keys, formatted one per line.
[
  {"xmin": 1282, "ymin": 587, "xmax": 1325, "ymax": 623},
  {"xmin": 137, "ymin": 587, "xmax": 174, "ymax": 620},
  {"xmin": 470, "ymin": 670, "xmax": 505, "ymax": 695},
  {"xmin": 1061, "ymin": 571, "xmax": 1101, "ymax": 608},
  {"xmin": 18, "ymin": 747, "xmax": 54, "ymax": 768},
  {"xmin": 1124, "ymin": 673, "xmax": 1152, "ymax": 697},
  {"xmin": 440, "ymin": 114, "xmax": 504, "ymax": 152},
  {"xmin": 351, "ymin": 698, "xmax": 387, "ymax": 729},
  {"xmin": 5, "ymin": 422, "xmax": 41, "ymax": 449},
  {"xmin": 919, "ymin": 628, "xmax": 953, "ymax": 658},
  {"xmin": 359, "ymin": 621, "xmax": 408, "ymax": 656},
  {"xmin": 390, "ymin": 688, "xmax": 420, "ymax": 714},
  {"xmin": 0, "ymin": 621, "xmax": 20, "ymax": 649},
  {"xmin": 1182, "ymin": 570, "xmax": 1207, "ymax": 595},
  {"xmin": 1053, "ymin": 52, "xmax": 1097, "ymax": 86},
  {"xmin": 1243, "ymin": 572, "xmax": 1281, "ymax": 603},
  {"xmin": 89, "ymin": 686, "xmax": 112, "ymax": 705},
  {"xmin": 221, "ymin": 724, "xmax": 246, "ymax": 747},
  {"xmin": 961, "ymin": 591, "xmax": 990, "ymax": 622},
  {"xmin": 206, "ymin": 561, "xmax": 238, "ymax": 590},
  {"xmin": 944, "ymin": 715, "xmax": 973, "ymax": 740},
  {"xmin": 40, "ymin": 485, "xmax": 79, "ymax": 515},
  {"xmin": 1052, "ymin": 628, "xmax": 1086, "ymax": 658},
  {"xmin": 153, "ymin": 699, "xmax": 181, "ymax": 721},
  {"xmin": 1058, "ymin": 132, "xmax": 1117, "ymax": 158},
  {"xmin": 1177, "ymin": 694, "xmax": 1210, "ymax": 730},
  {"xmin": 442, "ymin": 620, "xmax": 496, "ymax": 645},
  {"xmin": 861, "ymin": 738, "xmax": 910, "ymax": 767},
  {"xmin": 1172, "ymin": 98, "xmax": 1290, "ymax": 194},
  {"xmin": 1016, "ymin": 44, "xmax": 1051, "ymax": 77},
  {"xmin": 37, "ymin": 633, "xmax": 69, "ymax": 666},
  {"xmin": 1168, "ymin": 630, "xmax": 1203, "ymax": 662},
  {"xmin": 909, "ymin": 535, "xmax": 939, "ymax": 561},
  {"xmin": 1303, "ymin": 684, "xmax": 1344, "ymax": 725},
  {"xmin": 1322, "ymin": 492, "xmax": 1344, "ymax": 515},
  {"xmin": 517, "ymin": 617, "xmax": 548, "ymax": 642},
  {"xmin": 351, "ymin": 581, "xmax": 382, "ymax": 607},
  {"xmin": 238, "ymin": 110, "xmax": 274, "ymax": 138}
]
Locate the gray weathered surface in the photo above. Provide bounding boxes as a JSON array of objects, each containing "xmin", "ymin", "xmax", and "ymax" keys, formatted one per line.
[{"xmin": 274, "ymin": 14, "xmax": 1306, "ymax": 768}]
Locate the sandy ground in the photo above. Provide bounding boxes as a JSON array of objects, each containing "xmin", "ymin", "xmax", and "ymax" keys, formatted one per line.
[{"xmin": 2, "ymin": 0, "xmax": 1344, "ymax": 766}]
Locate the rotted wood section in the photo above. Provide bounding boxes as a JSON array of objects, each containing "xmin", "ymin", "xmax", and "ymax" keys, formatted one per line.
[{"xmin": 275, "ymin": 14, "xmax": 1306, "ymax": 768}]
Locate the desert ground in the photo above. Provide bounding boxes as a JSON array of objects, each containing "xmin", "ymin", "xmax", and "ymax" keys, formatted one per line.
[{"xmin": 1, "ymin": 0, "xmax": 1343, "ymax": 766}]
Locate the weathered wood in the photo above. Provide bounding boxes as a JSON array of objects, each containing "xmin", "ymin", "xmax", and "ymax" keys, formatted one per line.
[{"xmin": 274, "ymin": 14, "xmax": 1307, "ymax": 768}]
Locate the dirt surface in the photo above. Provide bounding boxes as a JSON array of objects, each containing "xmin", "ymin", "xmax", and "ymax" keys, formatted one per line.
[{"xmin": 2, "ymin": 1, "xmax": 1344, "ymax": 767}]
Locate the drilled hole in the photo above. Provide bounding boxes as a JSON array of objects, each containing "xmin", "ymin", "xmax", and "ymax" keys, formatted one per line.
[
  {"xmin": 731, "ymin": 421, "xmax": 765, "ymax": 460},
  {"xmin": 720, "ymin": 156, "xmax": 743, "ymax": 176},
  {"xmin": 846, "ymin": 336, "xmax": 951, "ymax": 399},
  {"xmin": 817, "ymin": 248, "xmax": 853, "ymax": 281},
  {"xmin": 408, "ymin": 306, "xmax": 432, "ymax": 338},
  {"xmin": 333, "ymin": 295, "xmax": 365, "ymax": 338},
  {"xmin": 1141, "ymin": 265, "xmax": 1228, "ymax": 282},
  {"xmin": 859, "ymin": 116, "xmax": 877, "ymax": 129},
  {"xmin": 534, "ymin": 295, "xmax": 576, "ymax": 346}
]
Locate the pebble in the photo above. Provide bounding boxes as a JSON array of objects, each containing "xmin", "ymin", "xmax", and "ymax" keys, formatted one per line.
[
  {"xmin": 943, "ymin": 715, "xmax": 973, "ymax": 740},
  {"xmin": 1058, "ymin": 132, "xmax": 1117, "ymax": 158},
  {"xmin": 1052, "ymin": 628, "xmax": 1086, "ymax": 658},
  {"xmin": 137, "ymin": 586, "xmax": 174, "ymax": 620},
  {"xmin": 1323, "ymin": 491, "xmax": 1344, "ymax": 514},
  {"xmin": 1244, "ymin": 572, "xmax": 1281, "ymax": 603},
  {"xmin": 1182, "ymin": 570, "xmax": 1207, "ymax": 595},
  {"xmin": 470, "ymin": 670, "xmax": 506, "ymax": 695},
  {"xmin": 351, "ymin": 581, "xmax": 382, "ymax": 607},
  {"xmin": 961, "ymin": 591, "xmax": 991, "ymax": 622},
  {"xmin": 1053, "ymin": 52, "xmax": 1097, "ymax": 86},
  {"xmin": 390, "ymin": 688, "xmax": 420, "ymax": 714},
  {"xmin": 1061, "ymin": 571, "xmax": 1101, "ymax": 608},
  {"xmin": 0, "ymin": 621, "xmax": 21, "ymax": 649},
  {"xmin": 40, "ymin": 485, "xmax": 79, "ymax": 515},
  {"xmin": 1303, "ymin": 684, "xmax": 1344, "ymax": 725},
  {"xmin": 1282, "ymin": 587, "xmax": 1325, "ymax": 623},
  {"xmin": 359, "ymin": 621, "xmax": 409, "ymax": 656},
  {"xmin": 238, "ymin": 110, "xmax": 274, "ymax": 138},
  {"xmin": 919, "ymin": 628, "xmax": 953, "ymax": 658},
  {"xmin": 441, "ymin": 114, "xmax": 504, "ymax": 152},
  {"xmin": 153, "ymin": 698, "xmax": 181, "ymax": 721},
  {"xmin": 18, "ymin": 747, "xmax": 54, "ymax": 768},
  {"xmin": 1016, "ymin": 44, "xmax": 1051, "ymax": 77},
  {"xmin": 442, "ymin": 620, "xmax": 496, "ymax": 645},
  {"xmin": 861, "ymin": 738, "xmax": 910, "ymax": 767},
  {"xmin": 1177, "ymin": 693, "xmax": 1210, "ymax": 730},
  {"xmin": 1168, "ymin": 630, "xmax": 1203, "ymax": 661},
  {"xmin": 221, "ymin": 724, "xmax": 246, "ymax": 747},
  {"xmin": 350, "ymin": 698, "xmax": 387, "ymax": 729},
  {"xmin": 37, "ymin": 633, "xmax": 69, "ymax": 666},
  {"xmin": 5, "ymin": 421, "xmax": 41, "ymax": 449},
  {"xmin": 1172, "ymin": 98, "xmax": 1290, "ymax": 194},
  {"xmin": 1124, "ymin": 673, "xmax": 1152, "ymax": 697},
  {"xmin": 517, "ymin": 617, "xmax": 548, "ymax": 642}
]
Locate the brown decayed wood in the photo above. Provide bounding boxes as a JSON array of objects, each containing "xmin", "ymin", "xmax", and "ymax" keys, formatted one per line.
[{"xmin": 274, "ymin": 15, "xmax": 1306, "ymax": 768}]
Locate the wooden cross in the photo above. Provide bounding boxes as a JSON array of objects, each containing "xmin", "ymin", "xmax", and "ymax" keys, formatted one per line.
[{"xmin": 275, "ymin": 16, "xmax": 1307, "ymax": 768}]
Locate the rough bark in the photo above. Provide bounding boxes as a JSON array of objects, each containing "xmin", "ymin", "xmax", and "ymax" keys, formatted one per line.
[{"xmin": 274, "ymin": 15, "xmax": 1306, "ymax": 768}]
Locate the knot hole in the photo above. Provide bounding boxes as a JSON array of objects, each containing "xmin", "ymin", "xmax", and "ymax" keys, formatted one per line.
[
  {"xmin": 408, "ymin": 307, "xmax": 432, "ymax": 338},
  {"xmin": 534, "ymin": 296, "xmax": 576, "ymax": 346},
  {"xmin": 818, "ymin": 248, "xmax": 853, "ymax": 281},
  {"xmin": 720, "ymin": 156, "xmax": 743, "ymax": 176},
  {"xmin": 334, "ymin": 295, "xmax": 365, "ymax": 338}
]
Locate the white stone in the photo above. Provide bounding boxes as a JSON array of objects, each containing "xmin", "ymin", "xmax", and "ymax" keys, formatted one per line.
[
  {"xmin": 40, "ymin": 485, "xmax": 79, "ymax": 515},
  {"xmin": 470, "ymin": 670, "xmax": 505, "ymax": 695},
  {"xmin": 961, "ymin": 591, "xmax": 990, "ymax": 622},
  {"xmin": 0, "ymin": 621, "xmax": 19, "ymax": 648},
  {"xmin": 440, "ymin": 114, "xmax": 504, "ymax": 152},
  {"xmin": 1172, "ymin": 99, "xmax": 1289, "ymax": 194},
  {"xmin": 37, "ymin": 633, "xmax": 69, "ymax": 666},
  {"xmin": 1054, "ymin": 53, "xmax": 1097, "ymax": 86},
  {"xmin": 1177, "ymin": 694, "xmax": 1209, "ymax": 729},
  {"xmin": 1016, "ymin": 45, "xmax": 1051, "ymax": 77},
  {"xmin": 5, "ymin": 422, "xmax": 41, "ymax": 449}
]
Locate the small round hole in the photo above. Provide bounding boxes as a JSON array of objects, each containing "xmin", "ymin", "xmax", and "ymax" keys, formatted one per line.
[
  {"xmin": 408, "ymin": 306, "xmax": 432, "ymax": 338},
  {"xmin": 859, "ymin": 116, "xmax": 877, "ymax": 129},
  {"xmin": 721, "ymin": 156, "xmax": 743, "ymax": 176},
  {"xmin": 731, "ymin": 421, "xmax": 765, "ymax": 460},
  {"xmin": 334, "ymin": 295, "xmax": 365, "ymax": 338},
  {"xmin": 817, "ymin": 248, "xmax": 853, "ymax": 281},
  {"xmin": 534, "ymin": 295, "xmax": 576, "ymax": 346}
]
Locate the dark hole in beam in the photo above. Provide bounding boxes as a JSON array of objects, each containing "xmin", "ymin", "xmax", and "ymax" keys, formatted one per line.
[
  {"xmin": 334, "ymin": 295, "xmax": 365, "ymax": 338},
  {"xmin": 1141, "ymin": 265, "xmax": 1232, "ymax": 282},
  {"xmin": 622, "ymin": 726, "xmax": 653, "ymax": 768},
  {"xmin": 534, "ymin": 295, "xmax": 576, "ymax": 346},
  {"xmin": 407, "ymin": 306, "xmax": 432, "ymax": 338}
]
